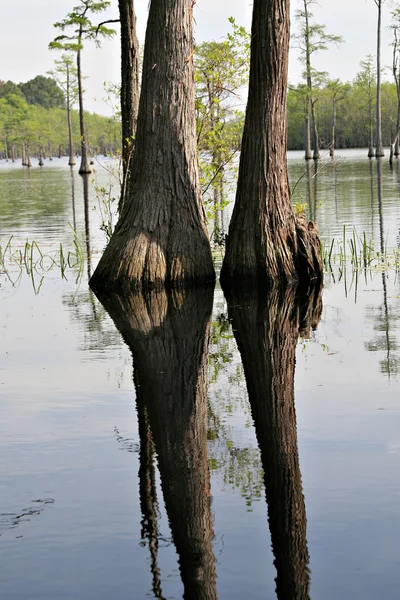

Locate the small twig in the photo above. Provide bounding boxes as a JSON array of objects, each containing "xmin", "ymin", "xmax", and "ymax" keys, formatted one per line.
[{"xmin": 201, "ymin": 146, "xmax": 240, "ymax": 196}]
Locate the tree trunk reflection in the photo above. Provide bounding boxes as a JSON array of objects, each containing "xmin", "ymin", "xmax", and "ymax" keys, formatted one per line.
[
  {"xmin": 225, "ymin": 284, "xmax": 323, "ymax": 600},
  {"xmin": 96, "ymin": 287, "xmax": 217, "ymax": 600}
]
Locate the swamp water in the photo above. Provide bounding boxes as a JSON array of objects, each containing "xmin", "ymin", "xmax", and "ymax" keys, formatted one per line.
[{"xmin": 1, "ymin": 151, "xmax": 400, "ymax": 599}]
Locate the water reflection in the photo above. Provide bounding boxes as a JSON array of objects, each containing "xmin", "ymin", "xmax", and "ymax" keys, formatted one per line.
[
  {"xmin": 224, "ymin": 283, "xmax": 323, "ymax": 599},
  {"xmin": 365, "ymin": 159, "xmax": 400, "ymax": 377},
  {"xmin": 70, "ymin": 168, "xmax": 77, "ymax": 231},
  {"xmin": 82, "ymin": 174, "xmax": 92, "ymax": 280},
  {"xmin": 312, "ymin": 161, "xmax": 319, "ymax": 221},
  {"xmin": 369, "ymin": 159, "xmax": 375, "ymax": 230},
  {"xmin": 306, "ymin": 161, "xmax": 313, "ymax": 221},
  {"xmin": 97, "ymin": 287, "xmax": 217, "ymax": 599}
]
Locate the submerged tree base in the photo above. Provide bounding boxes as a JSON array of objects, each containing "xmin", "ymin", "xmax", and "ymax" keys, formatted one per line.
[
  {"xmin": 220, "ymin": 213, "xmax": 323, "ymax": 290},
  {"xmin": 89, "ymin": 220, "xmax": 215, "ymax": 296}
]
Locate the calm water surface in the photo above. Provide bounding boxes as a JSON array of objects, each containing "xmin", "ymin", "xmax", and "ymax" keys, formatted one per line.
[{"xmin": 1, "ymin": 151, "xmax": 400, "ymax": 599}]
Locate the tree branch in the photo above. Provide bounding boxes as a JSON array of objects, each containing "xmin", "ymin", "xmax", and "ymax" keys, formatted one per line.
[{"xmin": 96, "ymin": 19, "xmax": 120, "ymax": 36}]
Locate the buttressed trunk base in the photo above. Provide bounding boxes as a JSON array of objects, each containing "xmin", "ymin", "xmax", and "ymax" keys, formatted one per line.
[{"xmin": 90, "ymin": 0, "xmax": 214, "ymax": 294}]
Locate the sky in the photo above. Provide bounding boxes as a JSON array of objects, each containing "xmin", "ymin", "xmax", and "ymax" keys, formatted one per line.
[{"xmin": 0, "ymin": 0, "xmax": 398, "ymax": 115}]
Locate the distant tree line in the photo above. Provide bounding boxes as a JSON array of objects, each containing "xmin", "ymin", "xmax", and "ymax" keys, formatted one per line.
[
  {"xmin": 287, "ymin": 74, "xmax": 398, "ymax": 152},
  {"xmin": 0, "ymin": 77, "xmax": 121, "ymax": 162},
  {"xmin": 1, "ymin": 65, "xmax": 400, "ymax": 165}
]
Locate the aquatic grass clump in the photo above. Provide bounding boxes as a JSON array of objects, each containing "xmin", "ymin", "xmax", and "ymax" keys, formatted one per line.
[
  {"xmin": 320, "ymin": 225, "xmax": 400, "ymax": 273},
  {"xmin": 0, "ymin": 225, "xmax": 85, "ymax": 293}
]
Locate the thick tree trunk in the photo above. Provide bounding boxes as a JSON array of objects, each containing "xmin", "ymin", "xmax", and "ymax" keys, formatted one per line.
[
  {"xmin": 96, "ymin": 287, "xmax": 217, "ymax": 599},
  {"xmin": 118, "ymin": 0, "xmax": 139, "ymax": 183},
  {"xmin": 90, "ymin": 0, "xmax": 215, "ymax": 294},
  {"xmin": 221, "ymin": 0, "xmax": 323, "ymax": 287},
  {"xmin": 77, "ymin": 41, "xmax": 91, "ymax": 175},
  {"xmin": 375, "ymin": 0, "xmax": 385, "ymax": 157},
  {"xmin": 226, "ymin": 283, "xmax": 322, "ymax": 600}
]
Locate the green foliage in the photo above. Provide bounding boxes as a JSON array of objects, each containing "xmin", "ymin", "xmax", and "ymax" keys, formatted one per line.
[
  {"xmin": 49, "ymin": 0, "xmax": 116, "ymax": 53},
  {"xmin": 195, "ymin": 18, "xmax": 250, "ymax": 240},
  {"xmin": 18, "ymin": 76, "xmax": 65, "ymax": 109},
  {"xmin": 0, "ymin": 80, "xmax": 25, "ymax": 99}
]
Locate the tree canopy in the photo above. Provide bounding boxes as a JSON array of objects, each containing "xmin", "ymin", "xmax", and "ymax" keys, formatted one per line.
[{"xmin": 18, "ymin": 75, "xmax": 65, "ymax": 109}]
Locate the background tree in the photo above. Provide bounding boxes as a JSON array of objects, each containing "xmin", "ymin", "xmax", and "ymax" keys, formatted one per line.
[
  {"xmin": 221, "ymin": 0, "xmax": 323, "ymax": 287},
  {"xmin": 195, "ymin": 18, "xmax": 250, "ymax": 244},
  {"xmin": 117, "ymin": 0, "xmax": 139, "ymax": 183},
  {"xmin": 287, "ymin": 83, "xmax": 310, "ymax": 151},
  {"xmin": 18, "ymin": 75, "xmax": 65, "ymax": 109},
  {"xmin": 0, "ymin": 81, "xmax": 25, "ymax": 99},
  {"xmin": 90, "ymin": 0, "xmax": 215, "ymax": 294},
  {"xmin": 391, "ymin": 9, "xmax": 400, "ymax": 155},
  {"xmin": 326, "ymin": 78, "xmax": 351, "ymax": 157},
  {"xmin": 355, "ymin": 55, "xmax": 377, "ymax": 157},
  {"xmin": 49, "ymin": 0, "xmax": 116, "ymax": 174},
  {"xmin": 48, "ymin": 54, "xmax": 79, "ymax": 165},
  {"xmin": 293, "ymin": 0, "xmax": 343, "ymax": 160},
  {"xmin": 89, "ymin": 0, "xmax": 139, "ymax": 209}
]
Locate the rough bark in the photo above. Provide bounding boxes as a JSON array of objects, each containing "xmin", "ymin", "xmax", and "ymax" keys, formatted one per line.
[
  {"xmin": 225, "ymin": 283, "xmax": 322, "ymax": 600},
  {"xmin": 375, "ymin": 0, "xmax": 385, "ymax": 157},
  {"xmin": 90, "ymin": 0, "xmax": 214, "ymax": 294},
  {"xmin": 118, "ymin": 0, "xmax": 139, "ymax": 179},
  {"xmin": 77, "ymin": 36, "xmax": 91, "ymax": 175},
  {"xmin": 96, "ymin": 287, "xmax": 217, "ymax": 599},
  {"xmin": 221, "ymin": 0, "xmax": 323, "ymax": 288}
]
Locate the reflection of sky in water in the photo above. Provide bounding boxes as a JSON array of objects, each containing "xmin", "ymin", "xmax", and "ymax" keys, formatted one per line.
[{"xmin": 1, "ymin": 153, "xmax": 400, "ymax": 598}]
